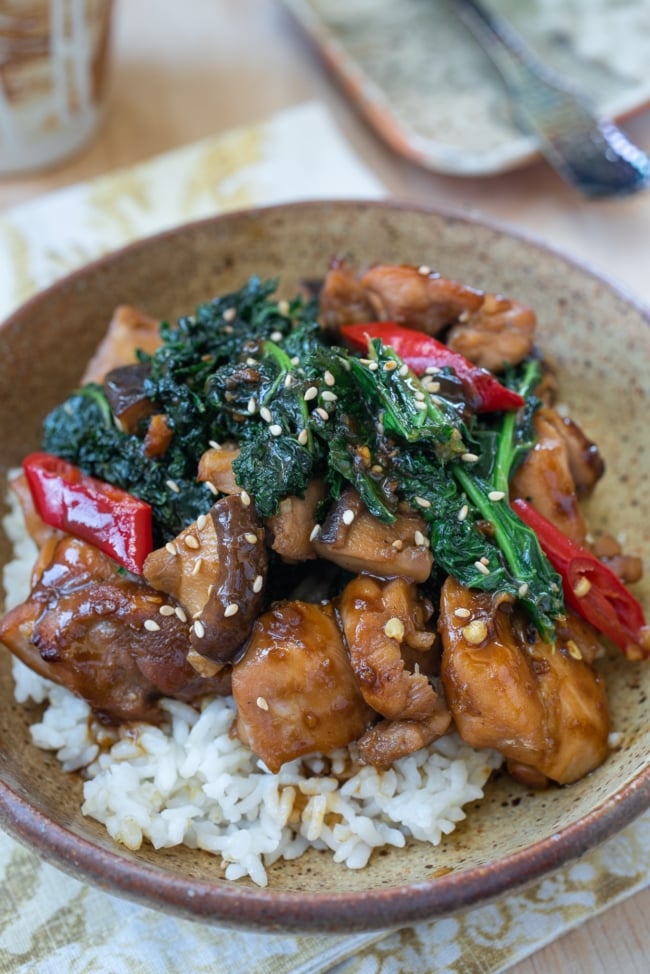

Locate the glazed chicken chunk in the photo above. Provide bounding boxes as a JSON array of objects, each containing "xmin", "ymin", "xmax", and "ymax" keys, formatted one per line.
[
  {"xmin": 439, "ymin": 577, "xmax": 610, "ymax": 786},
  {"xmin": 232, "ymin": 600, "xmax": 374, "ymax": 771}
]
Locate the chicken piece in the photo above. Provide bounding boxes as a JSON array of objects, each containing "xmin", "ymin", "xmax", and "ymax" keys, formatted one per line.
[
  {"xmin": 143, "ymin": 413, "xmax": 174, "ymax": 458},
  {"xmin": 265, "ymin": 479, "xmax": 328, "ymax": 563},
  {"xmin": 232, "ymin": 600, "xmax": 374, "ymax": 771},
  {"xmin": 511, "ymin": 407, "xmax": 591, "ymax": 543},
  {"xmin": 197, "ymin": 444, "xmax": 242, "ymax": 495},
  {"xmin": 82, "ymin": 305, "xmax": 161, "ymax": 384},
  {"xmin": 144, "ymin": 494, "xmax": 267, "ymax": 664},
  {"xmin": 591, "ymin": 533, "xmax": 643, "ymax": 585},
  {"xmin": 446, "ymin": 292, "xmax": 536, "ymax": 372},
  {"xmin": 8, "ymin": 471, "xmax": 57, "ymax": 549},
  {"xmin": 319, "ymin": 256, "xmax": 376, "ymax": 334},
  {"xmin": 0, "ymin": 536, "xmax": 230, "ymax": 724},
  {"xmin": 359, "ymin": 264, "xmax": 484, "ymax": 336},
  {"xmin": 545, "ymin": 409, "xmax": 604, "ymax": 498},
  {"xmin": 337, "ymin": 574, "xmax": 451, "ymax": 766},
  {"xmin": 313, "ymin": 488, "xmax": 433, "ymax": 583},
  {"xmin": 439, "ymin": 577, "xmax": 610, "ymax": 786}
]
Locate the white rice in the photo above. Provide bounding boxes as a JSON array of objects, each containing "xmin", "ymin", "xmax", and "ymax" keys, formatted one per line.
[{"xmin": 2, "ymin": 488, "xmax": 501, "ymax": 887}]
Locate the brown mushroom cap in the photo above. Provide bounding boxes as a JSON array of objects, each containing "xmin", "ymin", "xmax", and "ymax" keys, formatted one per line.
[{"xmin": 144, "ymin": 494, "xmax": 268, "ymax": 664}]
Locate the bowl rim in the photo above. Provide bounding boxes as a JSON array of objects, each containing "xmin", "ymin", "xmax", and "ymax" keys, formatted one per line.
[{"xmin": 1, "ymin": 197, "xmax": 650, "ymax": 933}]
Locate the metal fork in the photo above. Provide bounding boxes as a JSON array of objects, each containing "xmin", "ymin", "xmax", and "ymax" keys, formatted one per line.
[{"xmin": 448, "ymin": 0, "xmax": 650, "ymax": 198}]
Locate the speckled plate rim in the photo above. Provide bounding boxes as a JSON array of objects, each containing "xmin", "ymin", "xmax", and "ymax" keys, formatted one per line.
[{"xmin": 1, "ymin": 198, "xmax": 650, "ymax": 933}]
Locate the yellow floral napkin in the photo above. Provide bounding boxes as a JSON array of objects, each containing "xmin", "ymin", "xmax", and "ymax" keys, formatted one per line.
[{"xmin": 0, "ymin": 100, "xmax": 648, "ymax": 974}]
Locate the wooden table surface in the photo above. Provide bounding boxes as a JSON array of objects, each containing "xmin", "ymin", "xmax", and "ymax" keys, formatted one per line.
[{"xmin": 1, "ymin": 1, "xmax": 649, "ymax": 970}]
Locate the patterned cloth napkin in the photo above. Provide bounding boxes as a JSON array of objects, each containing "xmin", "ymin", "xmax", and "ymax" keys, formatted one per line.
[{"xmin": 0, "ymin": 100, "xmax": 648, "ymax": 974}]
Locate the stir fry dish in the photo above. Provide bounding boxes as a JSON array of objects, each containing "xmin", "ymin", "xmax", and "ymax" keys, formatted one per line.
[{"xmin": 2, "ymin": 259, "xmax": 649, "ymax": 791}]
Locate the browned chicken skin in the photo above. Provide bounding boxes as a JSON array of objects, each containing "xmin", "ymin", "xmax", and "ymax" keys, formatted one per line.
[
  {"xmin": 0, "ymin": 536, "xmax": 230, "ymax": 723},
  {"xmin": 439, "ymin": 577, "xmax": 610, "ymax": 786},
  {"xmin": 232, "ymin": 600, "xmax": 374, "ymax": 772}
]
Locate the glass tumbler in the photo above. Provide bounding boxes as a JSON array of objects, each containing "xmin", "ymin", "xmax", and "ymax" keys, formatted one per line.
[{"xmin": 0, "ymin": 0, "xmax": 113, "ymax": 174}]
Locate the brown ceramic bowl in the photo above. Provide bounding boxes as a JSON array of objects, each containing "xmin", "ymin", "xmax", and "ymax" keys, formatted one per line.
[{"xmin": 0, "ymin": 200, "xmax": 649, "ymax": 933}]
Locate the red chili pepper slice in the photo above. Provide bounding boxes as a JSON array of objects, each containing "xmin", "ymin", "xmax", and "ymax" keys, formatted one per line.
[
  {"xmin": 512, "ymin": 497, "xmax": 649, "ymax": 659},
  {"xmin": 340, "ymin": 321, "xmax": 525, "ymax": 413},
  {"xmin": 23, "ymin": 452, "xmax": 153, "ymax": 575}
]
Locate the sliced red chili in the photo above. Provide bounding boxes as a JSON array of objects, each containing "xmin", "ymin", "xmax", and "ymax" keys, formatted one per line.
[
  {"xmin": 340, "ymin": 321, "xmax": 525, "ymax": 413},
  {"xmin": 23, "ymin": 452, "xmax": 153, "ymax": 575},
  {"xmin": 513, "ymin": 498, "xmax": 649, "ymax": 659}
]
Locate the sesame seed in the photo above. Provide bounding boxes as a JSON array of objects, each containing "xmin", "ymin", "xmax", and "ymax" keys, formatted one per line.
[
  {"xmin": 184, "ymin": 535, "xmax": 200, "ymax": 550},
  {"xmin": 304, "ymin": 386, "xmax": 318, "ymax": 401},
  {"xmin": 222, "ymin": 325, "xmax": 233, "ymax": 335},
  {"xmin": 175, "ymin": 606, "xmax": 188, "ymax": 623},
  {"xmin": 324, "ymin": 370, "xmax": 336, "ymax": 386},
  {"xmin": 260, "ymin": 406, "xmax": 273, "ymax": 423},
  {"xmin": 224, "ymin": 603, "xmax": 239, "ymax": 618},
  {"xmin": 290, "ymin": 356, "xmax": 300, "ymax": 366},
  {"xmin": 209, "ymin": 440, "xmax": 221, "ymax": 450},
  {"xmin": 488, "ymin": 490, "xmax": 506, "ymax": 501},
  {"xmin": 253, "ymin": 574, "xmax": 264, "ymax": 593},
  {"xmin": 425, "ymin": 366, "xmax": 441, "ymax": 375},
  {"xmin": 197, "ymin": 514, "xmax": 208, "ymax": 530},
  {"xmin": 244, "ymin": 532, "xmax": 258, "ymax": 544},
  {"xmin": 284, "ymin": 373, "xmax": 293, "ymax": 389},
  {"xmin": 463, "ymin": 619, "xmax": 488, "ymax": 644},
  {"xmin": 240, "ymin": 490, "xmax": 251, "ymax": 507},
  {"xmin": 144, "ymin": 619, "xmax": 160, "ymax": 632},
  {"xmin": 384, "ymin": 617, "xmax": 405, "ymax": 642},
  {"xmin": 321, "ymin": 390, "xmax": 338, "ymax": 402},
  {"xmin": 342, "ymin": 509, "xmax": 355, "ymax": 526},
  {"xmin": 414, "ymin": 390, "xmax": 426, "ymax": 401},
  {"xmin": 518, "ymin": 582, "xmax": 529, "ymax": 597},
  {"xmin": 383, "ymin": 360, "xmax": 398, "ymax": 372},
  {"xmin": 245, "ymin": 357, "xmax": 258, "ymax": 367},
  {"xmin": 567, "ymin": 640, "xmax": 583, "ymax": 660},
  {"xmin": 223, "ymin": 307, "xmax": 236, "ymax": 322},
  {"xmin": 391, "ymin": 539, "xmax": 404, "ymax": 550},
  {"xmin": 423, "ymin": 379, "xmax": 441, "ymax": 393},
  {"xmin": 454, "ymin": 607, "xmax": 471, "ymax": 619},
  {"xmin": 256, "ymin": 696, "xmax": 269, "ymax": 711},
  {"xmin": 398, "ymin": 364, "xmax": 409, "ymax": 377},
  {"xmin": 247, "ymin": 397, "xmax": 257, "ymax": 414},
  {"xmin": 573, "ymin": 576, "xmax": 592, "ymax": 598},
  {"xmin": 269, "ymin": 424, "xmax": 282, "ymax": 437},
  {"xmin": 270, "ymin": 330, "xmax": 283, "ymax": 342},
  {"xmin": 414, "ymin": 530, "xmax": 427, "ymax": 546},
  {"xmin": 368, "ymin": 361, "xmax": 378, "ymax": 371},
  {"xmin": 371, "ymin": 464, "xmax": 383, "ymax": 474},
  {"xmin": 474, "ymin": 560, "xmax": 491, "ymax": 576},
  {"xmin": 418, "ymin": 264, "xmax": 431, "ymax": 275},
  {"xmin": 414, "ymin": 400, "xmax": 427, "ymax": 411},
  {"xmin": 159, "ymin": 605, "xmax": 175, "ymax": 616},
  {"xmin": 165, "ymin": 541, "xmax": 178, "ymax": 556},
  {"xmin": 309, "ymin": 524, "xmax": 321, "ymax": 542},
  {"xmin": 278, "ymin": 299, "xmax": 290, "ymax": 316},
  {"xmin": 191, "ymin": 558, "xmax": 203, "ymax": 576},
  {"xmin": 206, "ymin": 481, "xmax": 219, "ymax": 495},
  {"xmin": 480, "ymin": 556, "xmax": 490, "ymax": 565},
  {"xmin": 458, "ymin": 504, "xmax": 469, "ymax": 521},
  {"xmin": 315, "ymin": 407, "xmax": 329, "ymax": 421},
  {"xmin": 414, "ymin": 496, "xmax": 431, "ymax": 509},
  {"xmin": 166, "ymin": 479, "xmax": 180, "ymax": 493},
  {"xmin": 193, "ymin": 620, "xmax": 205, "ymax": 638},
  {"xmin": 462, "ymin": 453, "xmax": 479, "ymax": 463},
  {"xmin": 298, "ymin": 428, "xmax": 309, "ymax": 445}
]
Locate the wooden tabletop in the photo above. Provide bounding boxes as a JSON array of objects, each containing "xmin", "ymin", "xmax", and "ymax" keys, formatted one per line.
[{"xmin": 1, "ymin": 1, "xmax": 649, "ymax": 970}]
